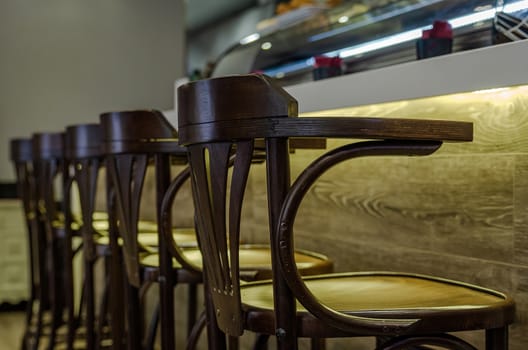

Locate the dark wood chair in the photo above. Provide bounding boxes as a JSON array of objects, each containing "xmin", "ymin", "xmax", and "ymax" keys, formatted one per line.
[
  {"xmin": 31, "ymin": 131, "xmax": 80, "ymax": 350},
  {"xmin": 64, "ymin": 122, "xmax": 198, "ymax": 350},
  {"xmin": 100, "ymin": 109, "xmax": 334, "ymax": 350},
  {"xmin": 177, "ymin": 74, "xmax": 515, "ymax": 350},
  {"xmin": 64, "ymin": 123, "xmax": 113, "ymax": 350},
  {"xmin": 99, "ymin": 110, "xmax": 202, "ymax": 350},
  {"xmin": 10, "ymin": 138, "xmax": 50, "ymax": 350}
]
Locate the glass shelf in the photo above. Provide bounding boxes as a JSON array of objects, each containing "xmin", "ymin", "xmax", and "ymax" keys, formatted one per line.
[{"xmin": 212, "ymin": 0, "xmax": 527, "ymax": 85}]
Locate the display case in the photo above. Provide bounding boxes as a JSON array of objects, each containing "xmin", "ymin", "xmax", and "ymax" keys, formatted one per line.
[{"xmin": 212, "ymin": 0, "xmax": 528, "ymax": 85}]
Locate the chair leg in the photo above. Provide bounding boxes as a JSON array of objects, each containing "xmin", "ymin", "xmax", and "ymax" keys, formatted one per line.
[
  {"xmin": 204, "ymin": 285, "xmax": 227, "ymax": 350},
  {"xmin": 228, "ymin": 336, "xmax": 239, "ymax": 350},
  {"xmin": 65, "ymin": 240, "xmax": 75, "ymax": 350},
  {"xmin": 310, "ymin": 337, "xmax": 326, "ymax": 350},
  {"xmin": 21, "ymin": 296, "xmax": 35, "ymax": 350},
  {"xmin": 253, "ymin": 334, "xmax": 270, "ymax": 350},
  {"xmin": 96, "ymin": 258, "xmax": 112, "ymax": 350},
  {"xmin": 125, "ymin": 282, "xmax": 142, "ymax": 350},
  {"xmin": 31, "ymin": 227, "xmax": 48, "ymax": 350},
  {"xmin": 30, "ymin": 299, "xmax": 45, "ymax": 350},
  {"xmin": 109, "ymin": 249, "xmax": 126, "ymax": 350},
  {"xmin": 486, "ymin": 327, "xmax": 508, "ymax": 350},
  {"xmin": 84, "ymin": 258, "xmax": 96, "ymax": 350},
  {"xmin": 186, "ymin": 312, "xmax": 207, "ymax": 350},
  {"xmin": 188, "ymin": 283, "xmax": 198, "ymax": 336},
  {"xmin": 144, "ymin": 302, "xmax": 160, "ymax": 350},
  {"xmin": 47, "ymin": 239, "xmax": 65, "ymax": 350}
]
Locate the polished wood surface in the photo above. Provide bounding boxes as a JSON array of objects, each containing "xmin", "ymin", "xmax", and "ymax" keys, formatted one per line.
[
  {"xmin": 178, "ymin": 75, "xmax": 471, "ymax": 146},
  {"xmin": 241, "ymin": 272, "xmax": 513, "ymax": 337},
  {"xmin": 180, "ymin": 116, "xmax": 472, "ymax": 145}
]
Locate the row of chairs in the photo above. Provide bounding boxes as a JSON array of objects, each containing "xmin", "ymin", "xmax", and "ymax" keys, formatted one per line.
[
  {"xmin": 10, "ymin": 95, "xmax": 332, "ymax": 350},
  {"xmin": 10, "ymin": 74, "xmax": 515, "ymax": 349}
]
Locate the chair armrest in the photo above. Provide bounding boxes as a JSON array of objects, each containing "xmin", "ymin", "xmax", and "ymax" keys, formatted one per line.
[
  {"xmin": 179, "ymin": 116, "xmax": 472, "ymax": 145},
  {"xmin": 159, "ymin": 166, "xmax": 202, "ymax": 274},
  {"xmin": 275, "ymin": 139, "xmax": 446, "ymax": 335}
]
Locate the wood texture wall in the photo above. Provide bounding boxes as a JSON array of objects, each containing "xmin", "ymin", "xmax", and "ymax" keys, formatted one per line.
[{"xmin": 240, "ymin": 86, "xmax": 528, "ymax": 349}]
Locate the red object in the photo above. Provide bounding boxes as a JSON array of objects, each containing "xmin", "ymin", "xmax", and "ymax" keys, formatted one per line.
[
  {"xmin": 422, "ymin": 20, "xmax": 452, "ymax": 39},
  {"xmin": 314, "ymin": 56, "xmax": 342, "ymax": 68}
]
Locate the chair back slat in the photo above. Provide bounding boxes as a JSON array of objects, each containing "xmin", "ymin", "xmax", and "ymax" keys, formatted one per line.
[
  {"xmin": 32, "ymin": 133, "xmax": 64, "ymax": 236},
  {"xmin": 100, "ymin": 110, "xmax": 189, "ymax": 287},
  {"xmin": 187, "ymin": 140, "xmax": 254, "ymax": 336},
  {"xmin": 66, "ymin": 124, "xmax": 103, "ymax": 258},
  {"xmin": 107, "ymin": 153, "xmax": 147, "ymax": 287}
]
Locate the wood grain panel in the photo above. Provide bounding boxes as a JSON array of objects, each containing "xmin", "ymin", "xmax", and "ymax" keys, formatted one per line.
[
  {"xmin": 287, "ymin": 151, "xmax": 514, "ymax": 263},
  {"xmin": 304, "ymin": 87, "xmax": 528, "ymax": 155},
  {"xmin": 514, "ymin": 155, "xmax": 528, "ymax": 266}
]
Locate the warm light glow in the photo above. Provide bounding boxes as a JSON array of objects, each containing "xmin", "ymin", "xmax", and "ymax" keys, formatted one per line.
[
  {"xmin": 503, "ymin": 0, "xmax": 528, "ymax": 12},
  {"xmin": 338, "ymin": 16, "xmax": 349, "ymax": 24},
  {"xmin": 261, "ymin": 42, "xmax": 272, "ymax": 50},
  {"xmin": 239, "ymin": 33, "xmax": 260, "ymax": 45},
  {"xmin": 449, "ymin": 9, "xmax": 496, "ymax": 28},
  {"xmin": 336, "ymin": 29, "xmax": 423, "ymax": 58},
  {"xmin": 472, "ymin": 87, "xmax": 510, "ymax": 94},
  {"xmin": 300, "ymin": 84, "xmax": 528, "ymax": 118}
]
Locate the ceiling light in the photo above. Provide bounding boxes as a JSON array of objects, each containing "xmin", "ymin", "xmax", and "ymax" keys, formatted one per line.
[
  {"xmin": 261, "ymin": 42, "xmax": 272, "ymax": 50},
  {"xmin": 240, "ymin": 33, "xmax": 260, "ymax": 45}
]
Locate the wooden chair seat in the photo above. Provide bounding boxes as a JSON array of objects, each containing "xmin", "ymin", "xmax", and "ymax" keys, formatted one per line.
[
  {"xmin": 240, "ymin": 272, "xmax": 514, "ymax": 337},
  {"xmin": 94, "ymin": 227, "xmax": 197, "ymax": 249},
  {"xmin": 139, "ymin": 244, "xmax": 333, "ymax": 282},
  {"xmin": 51, "ymin": 220, "xmax": 80, "ymax": 238}
]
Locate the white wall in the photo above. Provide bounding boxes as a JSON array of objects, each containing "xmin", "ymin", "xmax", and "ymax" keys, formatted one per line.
[{"xmin": 0, "ymin": 0, "xmax": 185, "ymax": 181}]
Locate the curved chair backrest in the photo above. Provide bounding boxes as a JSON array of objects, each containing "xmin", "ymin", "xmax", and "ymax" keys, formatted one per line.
[
  {"xmin": 10, "ymin": 138, "xmax": 35, "ymax": 216},
  {"xmin": 32, "ymin": 132, "xmax": 65, "ymax": 236},
  {"xmin": 99, "ymin": 110, "xmax": 186, "ymax": 287},
  {"xmin": 10, "ymin": 138, "xmax": 47, "ymax": 307},
  {"xmin": 10, "ymin": 138, "xmax": 37, "ymax": 244},
  {"xmin": 178, "ymin": 74, "xmax": 298, "ymax": 336}
]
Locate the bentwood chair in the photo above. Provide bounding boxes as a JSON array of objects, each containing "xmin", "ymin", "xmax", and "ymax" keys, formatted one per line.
[
  {"xmin": 10, "ymin": 138, "xmax": 50, "ymax": 350},
  {"xmin": 31, "ymin": 132, "xmax": 83, "ymax": 350},
  {"xmin": 100, "ymin": 110, "xmax": 202, "ymax": 350},
  {"xmin": 177, "ymin": 74, "xmax": 515, "ymax": 350},
  {"xmin": 64, "ymin": 124, "xmax": 111, "ymax": 350},
  {"xmin": 100, "ymin": 110, "xmax": 334, "ymax": 350},
  {"xmin": 64, "ymin": 123, "xmax": 196, "ymax": 350}
]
